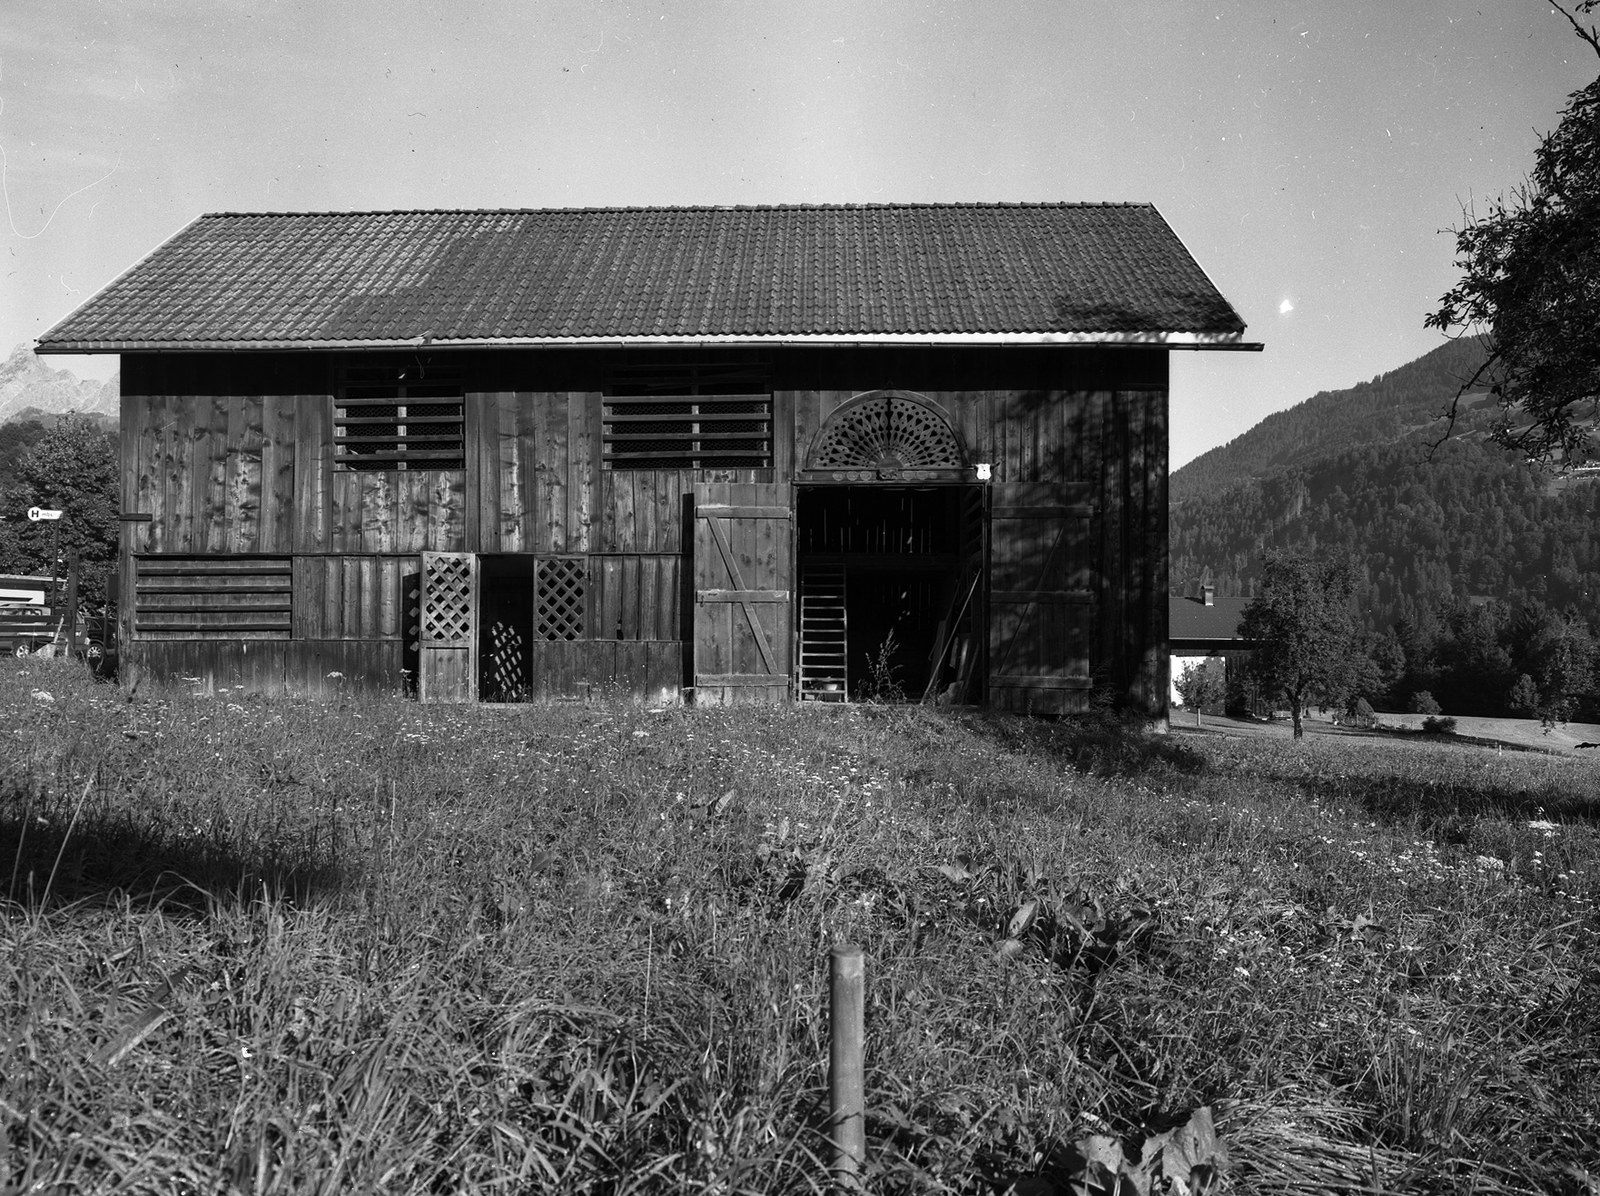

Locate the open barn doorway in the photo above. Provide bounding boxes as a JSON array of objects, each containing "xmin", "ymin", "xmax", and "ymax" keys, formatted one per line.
[
  {"xmin": 475, "ymin": 554, "xmax": 593, "ymax": 702},
  {"xmin": 477, "ymin": 555, "xmax": 536, "ymax": 702},
  {"xmin": 795, "ymin": 485, "xmax": 984, "ymax": 703}
]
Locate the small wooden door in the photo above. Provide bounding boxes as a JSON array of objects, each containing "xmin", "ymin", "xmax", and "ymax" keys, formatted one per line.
[
  {"xmin": 692, "ymin": 483, "xmax": 793, "ymax": 705},
  {"xmin": 419, "ymin": 551, "xmax": 477, "ymax": 703},
  {"xmin": 987, "ymin": 482, "xmax": 1096, "ymax": 713}
]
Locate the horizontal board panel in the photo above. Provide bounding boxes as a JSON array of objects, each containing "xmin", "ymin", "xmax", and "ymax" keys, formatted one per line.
[
  {"xmin": 334, "ymin": 371, "xmax": 463, "ymax": 472},
  {"xmin": 137, "ymin": 598, "xmax": 291, "ymax": 611},
  {"xmin": 990, "ymin": 590, "xmax": 1094, "ymax": 605},
  {"xmin": 602, "ymin": 393, "xmax": 773, "ymax": 470},
  {"xmin": 137, "ymin": 577, "xmax": 293, "ymax": 593},
  {"xmin": 605, "ymin": 412, "xmax": 771, "ymax": 426},
  {"xmin": 696, "ymin": 505, "xmax": 791, "ymax": 519},
  {"xmin": 136, "ymin": 558, "xmax": 290, "ymax": 575},
  {"xmin": 990, "ymin": 675, "xmax": 1093, "ymax": 690},
  {"xmin": 125, "ymin": 640, "xmax": 406, "ymax": 696},
  {"xmin": 134, "ymin": 556, "xmax": 293, "ymax": 641},
  {"xmin": 694, "ymin": 673, "xmax": 792, "ymax": 687},
  {"xmin": 517, "ymin": 639, "xmax": 683, "ymax": 701},
  {"xmin": 696, "ymin": 589, "xmax": 790, "ymax": 603}
]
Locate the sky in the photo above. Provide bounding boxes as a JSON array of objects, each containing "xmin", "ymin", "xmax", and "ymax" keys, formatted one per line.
[{"xmin": 2, "ymin": 0, "xmax": 1596, "ymax": 469}]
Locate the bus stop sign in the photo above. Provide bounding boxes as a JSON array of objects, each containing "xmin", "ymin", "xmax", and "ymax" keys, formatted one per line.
[{"xmin": 27, "ymin": 508, "xmax": 63, "ymax": 522}]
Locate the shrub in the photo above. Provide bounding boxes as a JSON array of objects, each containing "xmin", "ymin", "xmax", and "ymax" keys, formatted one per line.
[
  {"xmin": 1344, "ymin": 696, "xmax": 1377, "ymax": 728},
  {"xmin": 1421, "ymin": 714, "xmax": 1458, "ymax": 734}
]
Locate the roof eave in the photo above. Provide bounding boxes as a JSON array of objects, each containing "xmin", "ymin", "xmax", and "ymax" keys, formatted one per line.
[{"xmin": 37, "ymin": 330, "xmax": 1260, "ymax": 354}]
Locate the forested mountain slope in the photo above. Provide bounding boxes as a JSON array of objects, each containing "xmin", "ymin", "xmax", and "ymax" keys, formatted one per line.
[
  {"xmin": 1171, "ymin": 337, "xmax": 1487, "ymax": 505},
  {"xmin": 1170, "ymin": 336, "xmax": 1600, "ymax": 632}
]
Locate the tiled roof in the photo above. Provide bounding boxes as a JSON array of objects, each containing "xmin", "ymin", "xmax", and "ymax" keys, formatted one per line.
[
  {"xmin": 1169, "ymin": 595, "xmax": 1254, "ymax": 646},
  {"xmin": 38, "ymin": 205, "xmax": 1248, "ymax": 351}
]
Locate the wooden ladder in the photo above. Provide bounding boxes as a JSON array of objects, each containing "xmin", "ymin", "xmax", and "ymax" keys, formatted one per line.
[{"xmin": 799, "ymin": 558, "xmax": 848, "ymax": 701}]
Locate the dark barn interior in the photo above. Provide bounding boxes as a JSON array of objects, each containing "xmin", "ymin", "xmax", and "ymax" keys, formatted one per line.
[{"xmin": 796, "ymin": 486, "xmax": 983, "ymax": 702}]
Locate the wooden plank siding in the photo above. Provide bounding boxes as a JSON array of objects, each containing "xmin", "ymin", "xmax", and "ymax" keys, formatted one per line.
[
  {"xmin": 117, "ymin": 347, "xmax": 1171, "ymax": 711},
  {"xmin": 290, "ymin": 555, "xmax": 407, "ymax": 640},
  {"xmin": 986, "ymin": 483, "xmax": 1097, "ymax": 713},
  {"xmin": 592, "ymin": 554, "xmax": 681, "ymax": 642},
  {"xmin": 520, "ymin": 641, "xmax": 681, "ymax": 701},
  {"xmin": 130, "ymin": 640, "xmax": 406, "ymax": 697}
]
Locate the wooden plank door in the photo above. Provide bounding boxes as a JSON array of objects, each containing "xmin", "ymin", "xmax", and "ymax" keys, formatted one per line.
[
  {"xmin": 692, "ymin": 482, "xmax": 793, "ymax": 705},
  {"xmin": 987, "ymin": 482, "xmax": 1096, "ymax": 713},
  {"xmin": 419, "ymin": 551, "xmax": 477, "ymax": 703}
]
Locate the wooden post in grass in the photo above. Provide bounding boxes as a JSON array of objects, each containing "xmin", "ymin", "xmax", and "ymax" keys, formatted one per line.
[{"xmin": 829, "ymin": 943, "xmax": 865, "ymax": 1190}]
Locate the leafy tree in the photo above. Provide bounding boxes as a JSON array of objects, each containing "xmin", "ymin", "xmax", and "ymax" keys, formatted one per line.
[
  {"xmin": 1174, "ymin": 658, "xmax": 1226, "ymax": 726},
  {"xmin": 1433, "ymin": 601, "xmax": 1515, "ymax": 713},
  {"xmin": 1508, "ymin": 672, "xmax": 1541, "ymax": 716},
  {"xmin": 1238, "ymin": 548, "xmax": 1366, "ymax": 739},
  {"xmin": 1408, "ymin": 690, "xmax": 1442, "ymax": 716},
  {"xmin": 1521, "ymin": 607, "xmax": 1596, "ymax": 726},
  {"xmin": 0, "ymin": 418, "xmax": 51, "ymax": 482},
  {"xmin": 0, "ymin": 414, "xmax": 119, "ymax": 604},
  {"xmin": 1427, "ymin": 3, "xmax": 1600, "ymax": 466},
  {"xmin": 1363, "ymin": 627, "xmax": 1407, "ymax": 701}
]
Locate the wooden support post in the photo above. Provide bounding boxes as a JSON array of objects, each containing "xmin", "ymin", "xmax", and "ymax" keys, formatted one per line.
[
  {"xmin": 829, "ymin": 943, "xmax": 865, "ymax": 1190},
  {"xmin": 63, "ymin": 549, "xmax": 80, "ymax": 656}
]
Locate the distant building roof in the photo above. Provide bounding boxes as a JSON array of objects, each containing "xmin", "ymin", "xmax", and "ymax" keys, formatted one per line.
[
  {"xmin": 1169, "ymin": 593, "xmax": 1254, "ymax": 649},
  {"xmin": 37, "ymin": 204, "xmax": 1251, "ymax": 353}
]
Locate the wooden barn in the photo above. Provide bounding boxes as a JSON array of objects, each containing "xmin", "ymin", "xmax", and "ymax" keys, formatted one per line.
[{"xmin": 37, "ymin": 204, "xmax": 1254, "ymax": 714}]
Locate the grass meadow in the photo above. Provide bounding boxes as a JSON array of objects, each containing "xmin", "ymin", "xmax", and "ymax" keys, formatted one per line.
[{"xmin": 3, "ymin": 660, "xmax": 1598, "ymax": 1195}]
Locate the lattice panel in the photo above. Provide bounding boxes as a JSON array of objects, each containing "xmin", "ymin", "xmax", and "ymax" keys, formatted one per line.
[
  {"xmin": 423, "ymin": 555, "xmax": 474, "ymax": 642},
  {"xmin": 536, "ymin": 558, "xmax": 587, "ymax": 641},
  {"xmin": 809, "ymin": 394, "xmax": 965, "ymax": 471},
  {"xmin": 405, "ymin": 576, "xmax": 422, "ymax": 654},
  {"xmin": 485, "ymin": 619, "xmax": 529, "ymax": 700}
]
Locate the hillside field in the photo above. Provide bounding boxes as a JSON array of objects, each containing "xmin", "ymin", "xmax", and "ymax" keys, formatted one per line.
[
  {"xmin": 3, "ymin": 663, "xmax": 1598, "ymax": 1194},
  {"xmin": 1174, "ymin": 709, "xmax": 1600, "ymax": 756}
]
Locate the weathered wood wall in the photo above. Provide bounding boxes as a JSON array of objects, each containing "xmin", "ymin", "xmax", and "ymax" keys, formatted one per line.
[{"xmin": 117, "ymin": 348, "xmax": 1168, "ymax": 712}]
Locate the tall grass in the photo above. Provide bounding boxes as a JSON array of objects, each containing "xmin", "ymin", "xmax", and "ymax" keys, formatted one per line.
[{"xmin": 3, "ymin": 660, "xmax": 1597, "ymax": 1193}]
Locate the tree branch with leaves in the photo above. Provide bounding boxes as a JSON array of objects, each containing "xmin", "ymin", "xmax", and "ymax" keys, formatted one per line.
[{"xmin": 1427, "ymin": 1, "xmax": 1600, "ymax": 466}]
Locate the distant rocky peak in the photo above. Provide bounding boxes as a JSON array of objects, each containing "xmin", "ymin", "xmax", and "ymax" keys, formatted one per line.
[{"xmin": 0, "ymin": 343, "xmax": 119, "ymax": 425}]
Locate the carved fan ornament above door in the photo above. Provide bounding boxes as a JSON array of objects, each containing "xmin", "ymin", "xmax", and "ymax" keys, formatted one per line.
[{"xmin": 805, "ymin": 392, "xmax": 968, "ymax": 481}]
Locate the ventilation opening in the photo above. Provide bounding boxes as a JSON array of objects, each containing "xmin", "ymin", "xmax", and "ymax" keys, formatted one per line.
[
  {"xmin": 796, "ymin": 486, "xmax": 984, "ymax": 703},
  {"xmin": 335, "ymin": 365, "xmax": 464, "ymax": 471}
]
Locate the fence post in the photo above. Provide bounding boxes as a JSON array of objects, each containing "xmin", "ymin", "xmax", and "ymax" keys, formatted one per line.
[
  {"xmin": 829, "ymin": 943, "xmax": 865, "ymax": 1190},
  {"xmin": 64, "ymin": 549, "xmax": 80, "ymax": 656}
]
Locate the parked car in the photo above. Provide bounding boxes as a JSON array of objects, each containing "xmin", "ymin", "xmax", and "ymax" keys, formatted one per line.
[
  {"xmin": 3, "ymin": 602, "xmax": 116, "ymax": 672},
  {"xmin": 79, "ymin": 607, "xmax": 118, "ymax": 674}
]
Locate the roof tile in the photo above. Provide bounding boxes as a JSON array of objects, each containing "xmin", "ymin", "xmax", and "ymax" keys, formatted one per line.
[{"xmin": 39, "ymin": 204, "xmax": 1247, "ymax": 350}]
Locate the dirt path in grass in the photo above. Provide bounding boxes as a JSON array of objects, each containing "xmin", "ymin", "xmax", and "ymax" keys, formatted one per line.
[{"xmin": 1172, "ymin": 710, "xmax": 1600, "ymax": 755}]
